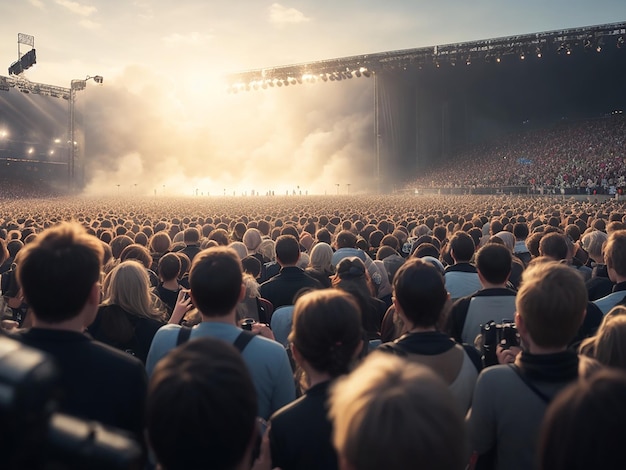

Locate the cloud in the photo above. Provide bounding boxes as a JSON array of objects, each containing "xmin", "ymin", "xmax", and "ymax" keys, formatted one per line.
[
  {"xmin": 79, "ymin": 19, "xmax": 101, "ymax": 30},
  {"xmin": 269, "ymin": 3, "xmax": 311, "ymax": 26},
  {"xmin": 161, "ymin": 32, "xmax": 214, "ymax": 47},
  {"xmin": 55, "ymin": 0, "xmax": 97, "ymax": 17},
  {"xmin": 28, "ymin": 0, "xmax": 45, "ymax": 8}
]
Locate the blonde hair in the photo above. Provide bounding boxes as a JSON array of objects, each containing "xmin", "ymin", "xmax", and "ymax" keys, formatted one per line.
[
  {"xmin": 329, "ymin": 352, "xmax": 466, "ymax": 470},
  {"xmin": 101, "ymin": 260, "xmax": 166, "ymax": 321},
  {"xmin": 580, "ymin": 307, "xmax": 626, "ymax": 369},
  {"xmin": 309, "ymin": 242, "xmax": 334, "ymax": 272}
]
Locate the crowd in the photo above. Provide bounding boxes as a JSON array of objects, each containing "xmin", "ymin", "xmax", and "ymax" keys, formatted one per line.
[
  {"xmin": 1, "ymin": 193, "xmax": 626, "ymax": 469},
  {"xmin": 407, "ymin": 114, "xmax": 626, "ymax": 193}
]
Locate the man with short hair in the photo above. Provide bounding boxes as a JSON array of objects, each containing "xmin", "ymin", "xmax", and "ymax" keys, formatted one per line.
[
  {"xmin": 594, "ymin": 229, "xmax": 626, "ymax": 314},
  {"xmin": 467, "ymin": 261, "xmax": 591, "ymax": 470},
  {"xmin": 147, "ymin": 338, "xmax": 258, "ymax": 470},
  {"xmin": 447, "ymin": 243, "xmax": 517, "ymax": 345},
  {"xmin": 444, "ymin": 231, "xmax": 482, "ymax": 301},
  {"xmin": 12, "ymin": 222, "xmax": 147, "ymax": 439},
  {"xmin": 180, "ymin": 227, "xmax": 202, "ymax": 262},
  {"xmin": 259, "ymin": 235, "xmax": 323, "ymax": 309},
  {"xmin": 147, "ymin": 246, "xmax": 295, "ymax": 420}
]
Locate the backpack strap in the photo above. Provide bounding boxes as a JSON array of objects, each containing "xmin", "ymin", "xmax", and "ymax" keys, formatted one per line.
[
  {"xmin": 233, "ymin": 330, "xmax": 256, "ymax": 352},
  {"xmin": 176, "ymin": 326, "xmax": 192, "ymax": 346},
  {"xmin": 508, "ymin": 364, "xmax": 552, "ymax": 404},
  {"xmin": 176, "ymin": 327, "xmax": 255, "ymax": 352}
]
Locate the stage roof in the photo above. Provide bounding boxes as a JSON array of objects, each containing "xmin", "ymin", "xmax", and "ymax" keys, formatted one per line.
[{"xmin": 227, "ymin": 21, "xmax": 626, "ymax": 91}]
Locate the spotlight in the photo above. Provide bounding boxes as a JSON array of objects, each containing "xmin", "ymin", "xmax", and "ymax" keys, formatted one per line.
[
  {"xmin": 520, "ymin": 52, "xmax": 525, "ymax": 60},
  {"xmin": 466, "ymin": 55, "xmax": 471, "ymax": 65},
  {"xmin": 496, "ymin": 56, "xmax": 501, "ymax": 63},
  {"xmin": 618, "ymin": 37, "xmax": 624, "ymax": 49},
  {"xmin": 536, "ymin": 47, "xmax": 542, "ymax": 58}
]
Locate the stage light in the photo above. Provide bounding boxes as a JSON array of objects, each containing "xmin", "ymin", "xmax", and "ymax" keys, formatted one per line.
[
  {"xmin": 536, "ymin": 47, "xmax": 542, "ymax": 58},
  {"xmin": 466, "ymin": 55, "xmax": 471, "ymax": 65},
  {"xmin": 520, "ymin": 52, "xmax": 525, "ymax": 60},
  {"xmin": 496, "ymin": 56, "xmax": 501, "ymax": 63},
  {"xmin": 618, "ymin": 37, "xmax": 624, "ymax": 49}
]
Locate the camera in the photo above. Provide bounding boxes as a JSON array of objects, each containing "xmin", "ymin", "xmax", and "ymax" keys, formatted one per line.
[
  {"xmin": 0, "ymin": 336, "xmax": 143, "ymax": 469},
  {"xmin": 240, "ymin": 318, "xmax": 256, "ymax": 331},
  {"xmin": 480, "ymin": 320, "xmax": 520, "ymax": 367}
]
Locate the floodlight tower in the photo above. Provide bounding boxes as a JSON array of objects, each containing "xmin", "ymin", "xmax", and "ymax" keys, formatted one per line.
[{"xmin": 68, "ymin": 75, "xmax": 103, "ymax": 190}]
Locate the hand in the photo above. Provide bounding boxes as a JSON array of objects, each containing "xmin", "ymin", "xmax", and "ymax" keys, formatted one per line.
[
  {"xmin": 496, "ymin": 344, "xmax": 522, "ymax": 364},
  {"xmin": 251, "ymin": 322, "xmax": 275, "ymax": 341},
  {"xmin": 251, "ymin": 424, "xmax": 281, "ymax": 470},
  {"xmin": 169, "ymin": 289, "xmax": 193, "ymax": 324}
]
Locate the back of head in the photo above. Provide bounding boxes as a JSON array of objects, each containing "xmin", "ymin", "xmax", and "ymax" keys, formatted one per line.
[
  {"xmin": 513, "ymin": 222, "xmax": 529, "ymax": 240},
  {"xmin": 110, "ymin": 235, "xmax": 134, "ymax": 259},
  {"xmin": 189, "ymin": 247, "xmax": 243, "ymax": 317},
  {"xmin": 158, "ymin": 252, "xmax": 182, "ymax": 282},
  {"xmin": 290, "ymin": 289, "xmax": 362, "ymax": 377},
  {"xmin": 476, "ymin": 243, "xmax": 512, "ymax": 285},
  {"xmin": 604, "ymin": 229, "xmax": 626, "ymax": 278},
  {"xmin": 103, "ymin": 260, "xmax": 156, "ymax": 319},
  {"xmin": 580, "ymin": 230, "xmax": 607, "ymax": 262},
  {"xmin": 17, "ymin": 222, "xmax": 103, "ymax": 323},
  {"xmin": 330, "ymin": 352, "xmax": 466, "ymax": 470},
  {"xmin": 242, "ymin": 228, "xmax": 262, "ymax": 252},
  {"xmin": 275, "ymin": 235, "xmax": 300, "ymax": 266},
  {"xmin": 147, "ymin": 338, "xmax": 257, "ymax": 470},
  {"xmin": 150, "ymin": 231, "xmax": 172, "ymax": 255},
  {"xmin": 309, "ymin": 242, "xmax": 333, "ymax": 271},
  {"xmin": 119, "ymin": 243, "xmax": 152, "ymax": 269},
  {"xmin": 516, "ymin": 261, "xmax": 587, "ymax": 348},
  {"xmin": 588, "ymin": 314, "xmax": 626, "ymax": 369},
  {"xmin": 183, "ymin": 227, "xmax": 200, "ymax": 245},
  {"xmin": 538, "ymin": 232, "xmax": 568, "ymax": 261},
  {"xmin": 449, "ymin": 231, "xmax": 475, "ymax": 263},
  {"xmin": 336, "ymin": 230, "xmax": 357, "ymax": 249},
  {"xmin": 539, "ymin": 368, "xmax": 626, "ymax": 470},
  {"xmin": 393, "ymin": 258, "xmax": 447, "ymax": 328}
]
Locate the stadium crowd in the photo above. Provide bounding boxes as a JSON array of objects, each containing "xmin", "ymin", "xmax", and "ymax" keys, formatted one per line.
[
  {"xmin": 2, "ymin": 193, "xmax": 626, "ymax": 469},
  {"xmin": 407, "ymin": 115, "xmax": 626, "ymax": 193}
]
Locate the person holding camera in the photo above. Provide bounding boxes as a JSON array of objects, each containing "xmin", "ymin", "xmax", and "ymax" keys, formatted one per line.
[
  {"xmin": 146, "ymin": 246, "xmax": 295, "ymax": 420},
  {"xmin": 466, "ymin": 261, "xmax": 594, "ymax": 470}
]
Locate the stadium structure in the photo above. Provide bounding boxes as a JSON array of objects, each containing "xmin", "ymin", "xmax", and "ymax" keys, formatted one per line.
[
  {"xmin": 1, "ymin": 22, "xmax": 625, "ymax": 194},
  {"xmin": 228, "ymin": 21, "xmax": 626, "ymax": 193}
]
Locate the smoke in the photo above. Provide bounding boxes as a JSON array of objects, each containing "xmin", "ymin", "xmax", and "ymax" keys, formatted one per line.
[{"xmin": 82, "ymin": 65, "xmax": 376, "ymax": 196}]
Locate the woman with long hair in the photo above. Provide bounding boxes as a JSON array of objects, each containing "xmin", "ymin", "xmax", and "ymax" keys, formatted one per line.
[
  {"xmin": 89, "ymin": 260, "xmax": 167, "ymax": 363},
  {"xmin": 332, "ymin": 257, "xmax": 386, "ymax": 340},
  {"xmin": 305, "ymin": 242, "xmax": 334, "ymax": 288},
  {"xmin": 269, "ymin": 289, "xmax": 363, "ymax": 470}
]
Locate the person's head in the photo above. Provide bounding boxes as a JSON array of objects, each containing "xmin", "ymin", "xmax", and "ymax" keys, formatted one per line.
[
  {"xmin": 513, "ymin": 222, "xmax": 529, "ymax": 240},
  {"xmin": 538, "ymin": 232, "xmax": 568, "ymax": 261},
  {"xmin": 448, "ymin": 231, "xmax": 475, "ymax": 263},
  {"xmin": 392, "ymin": 257, "xmax": 448, "ymax": 328},
  {"xmin": 309, "ymin": 242, "xmax": 334, "ymax": 273},
  {"xmin": 242, "ymin": 228, "xmax": 262, "ymax": 253},
  {"xmin": 110, "ymin": 234, "xmax": 134, "ymax": 259},
  {"xmin": 580, "ymin": 229, "xmax": 608, "ymax": 264},
  {"xmin": 476, "ymin": 243, "xmax": 512, "ymax": 286},
  {"xmin": 580, "ymin": 313, "xmax": 626, "ymax": 369},
  {"xmin": 539, "ymin": 368, "xmax": 626, "ymax": 470},
  {"xmin": 336, "ymin": 230, "xmax": 357, "ymax": 249},
  {"xmin": 158, "ymin": 252, "xmax": 182, "ymax": 283},
  {"xmin": 183, "ymin": 227, "xmax": 201, "ymax": 245},
  {"xmin": 103, "ymin": 260, "xmax": 164, "ymax": 320},
  {"xmin": 189, "ymin": 247, "xmax": 244, "ymax": 317},
  {"xmin": 147, "ymin": 338, "xmax": 258, "ymax": 470},
  {"xmin": 241, "ymin": 255, "xmax": 262, "ymax": 279},
  {"xmin": 329, "ymin": 352, "xmax": 466, "ymax": 470},
  {"xmin": 603, "ymin": 230, "xmax": 626, "ymax": 282},
  {"xmin": 149, "ymin": 231, "xmax": 172, "ymax": 255},
  {"xmin": 119, "ymin": 243, "xmax": 152, "ymax": 269},
  {"xmin": 275, "ymin": 235, "xmax": 300, "ymax": 267},
  {"xmin": 515, "ymin": 261, "xmax": 587, "ymax": 349},
  {"xmin": 290, "ymin": 289, "xmax": 363, "ymax": 379},
  {"xmin": 16, "ymin": 222, "xmax": 103, "ymax": 324}
]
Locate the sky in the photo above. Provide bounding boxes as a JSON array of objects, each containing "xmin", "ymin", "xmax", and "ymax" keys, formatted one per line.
[{"xmin": 1, "ymin": 0, "xmax": 625, "ymax": 195}]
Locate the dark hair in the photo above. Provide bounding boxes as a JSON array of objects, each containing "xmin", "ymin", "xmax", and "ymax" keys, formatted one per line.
[
  {"xmin": 336, "ymin": 231, "xmax": 357, "ymax": 249},
  {"xmin": 539, "ymin": 368, "xmax": 626, "ymax": 470},
  {"xmin": 183, "ymin": 227, "xmax": 200, "ymax": 244},
  {"xmin": 17, "ymin": 222, "xmax": 103, "ymax": 323},
  {"xmin": 315, "ymin": 228, "xmax": 331, "ymax": 245},
  {"xmin": 241, "ymin": 255, "xmax": 262, "ymax": 278},
  {"xmin": 290, "ymin": 289, "xmax": 363, "ymax": 377},
  {"xmin": 539, "ymin": 232, "xmax": 568, "ymax": 261},
  {"xmin": 189, "ymin": 247, "xmax": 242, "ymax": 317},
  {"xmin": 448, "ymin": 231, "xmax": 475, "ymax": 263},
  {"xmin": 158, "ymin": 252, "xmax": 182, "ymax": 282},
  {"xmin": 147, "ymin": 338, "xmax": 257, "ymax": 470},
  {"xmin": 513, "ymin": 222, "xmax": 529, "ymax": 240},
  {"xmin": 275, "ymin": 235, "xmax": 300, "ymax": 266},
  {"xmin": 119, "ymin": 243, "xmax": 152, "ymax": 269},
  {"xmin": 110, "ymin": 235, "xmax": 134, "ymax": 259},
  {"xmin": 393, "ymin": 258, "xmax": 447, "ymax": 328},
  {"xmin": 476, "ymin": 243, "xmax": 512, "ymax": 284}
]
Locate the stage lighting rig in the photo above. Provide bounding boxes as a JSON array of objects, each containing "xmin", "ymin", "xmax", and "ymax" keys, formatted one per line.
[{"xmin": 8, "ymin": 34, "xmax": 36, "ymax": 76}]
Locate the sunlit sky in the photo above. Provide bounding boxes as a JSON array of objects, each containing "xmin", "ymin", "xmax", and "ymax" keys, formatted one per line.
[{"xmin": 1, "ymin": 1, "xmax": 625, "ymax": 195}]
